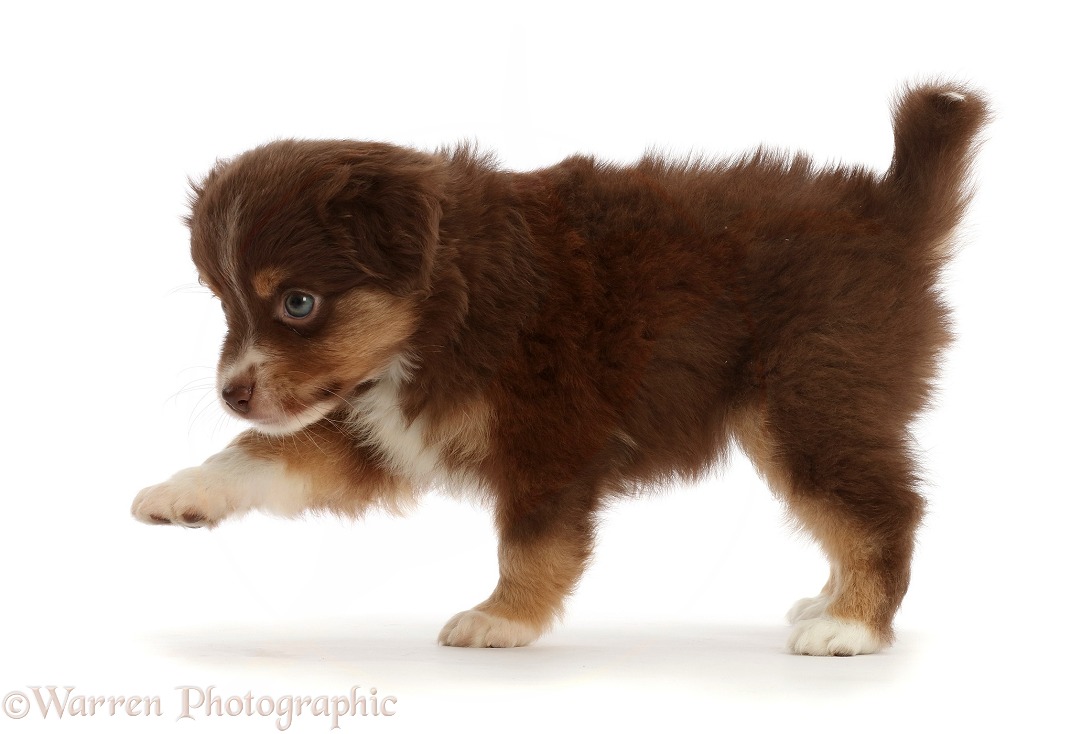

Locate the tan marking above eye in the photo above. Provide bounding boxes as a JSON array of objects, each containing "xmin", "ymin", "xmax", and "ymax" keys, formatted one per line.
[{"xmin": 252, "ymin": 267, "xmax": 286, "ymax": 299}]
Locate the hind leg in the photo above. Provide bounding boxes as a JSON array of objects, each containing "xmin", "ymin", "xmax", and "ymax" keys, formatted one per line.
[{"xmin": 736, "ymin": 404, "xmax": 925, "ymax": 656}]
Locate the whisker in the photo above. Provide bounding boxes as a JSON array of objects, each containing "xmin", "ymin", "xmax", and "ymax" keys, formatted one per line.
[
  {"xmin": 300, "ymin": 424, "xmax": 328, "ymax": 457},
  {"xmin": 167, "ymin": 381, "xmax": 215, "ymax": 404},
  {"xmin": 166, "ymin": 283, "xmax": 214, "ymax": 297},
  {"xmin": 188, "ymin": 391, "xmax": 224, "ymax": 437}
]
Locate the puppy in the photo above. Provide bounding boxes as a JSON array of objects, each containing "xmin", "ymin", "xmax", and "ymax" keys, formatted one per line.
[{"xmin": 132, "ymin": 83, "xmax": 988, "ymax": 655}]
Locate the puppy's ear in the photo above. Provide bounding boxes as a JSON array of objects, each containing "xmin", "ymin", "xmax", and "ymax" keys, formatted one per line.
[{"xmin": 321, "ymin": 148, "xmax": 444, "ymax": 296}]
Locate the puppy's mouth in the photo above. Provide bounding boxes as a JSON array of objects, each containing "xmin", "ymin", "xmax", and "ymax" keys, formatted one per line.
[
  {"xmin": 218, "ymin": 345, "xmax": 401, "ymax": 436},
  {"xmin": 224, "ymin": 377, "xmax": 381, "ymax": 436},
  {"xmin": 250, "ymin": 402, "xmax": 337, "ymax": 435},
  {"xmin": 219, "ymin": 377, "xmax": 349, "ymax": 435},
  {"xmin": 311, "ymin": 380, "xmax": 348, "ymax": 404}
]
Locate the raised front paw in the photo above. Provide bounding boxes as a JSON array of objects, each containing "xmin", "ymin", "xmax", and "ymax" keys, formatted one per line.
[{"xmin": 131, "ymin": 467, "xmax": 232, "ymax": 528}]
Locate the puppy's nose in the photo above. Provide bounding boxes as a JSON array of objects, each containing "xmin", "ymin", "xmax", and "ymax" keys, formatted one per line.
[{"xmin": 221, "ymin": 383, "xmax": 254, "ymax": 414}]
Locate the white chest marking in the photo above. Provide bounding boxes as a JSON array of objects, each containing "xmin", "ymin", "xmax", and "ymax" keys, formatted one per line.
[{"xmin": 349, "ymin": 358, "xmax": 443, "ymax": 485}]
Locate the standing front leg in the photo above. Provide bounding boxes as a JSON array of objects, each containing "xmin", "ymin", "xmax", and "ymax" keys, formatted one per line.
[
  {"xmin": 131, "ymin": 422, "xmax": 411, "ymax": 527},
  {"xmin": 439, "ymin": 497, "xmax": 597, "ymax": 648}
]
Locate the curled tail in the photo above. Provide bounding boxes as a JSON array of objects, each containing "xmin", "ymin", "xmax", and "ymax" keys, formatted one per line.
[{"xmin": 884, "ymin": 81, "xmax": 990, "ymax": 251}]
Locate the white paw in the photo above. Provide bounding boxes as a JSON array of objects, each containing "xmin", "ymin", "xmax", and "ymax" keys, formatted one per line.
[
  {"xmin": 788, "ymin": 616, "xmax": 884, "ymax": 656},
  {"xmin": 131, "ymin": 467, "xmax": 233, "ymax": 528},
  {"xmin": 786, "ymin": 594, "xmax": 831, "ymax": 624},
  {"xmin": 438, "ymin": 609, "xmax": 541, "ymax": 648}
]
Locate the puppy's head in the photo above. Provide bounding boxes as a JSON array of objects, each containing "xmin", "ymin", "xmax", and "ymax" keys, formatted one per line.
[{"xmin": 187, "ymin": 140, "xmax": 443, "ymax": 435}]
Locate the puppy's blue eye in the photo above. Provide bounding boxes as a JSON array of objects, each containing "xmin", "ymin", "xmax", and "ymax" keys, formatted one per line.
[{"xmin": 283, "ymin": 292, "xmax": 315, "ymax": 319}]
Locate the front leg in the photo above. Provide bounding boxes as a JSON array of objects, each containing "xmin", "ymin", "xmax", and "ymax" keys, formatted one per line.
[
  {"xmin": 439, "ymin": 501, "xmax": 596, "ymax": 648},
  {"xmin": 132, "ymin": 422, "xmax": 410, "ymax": 527}
]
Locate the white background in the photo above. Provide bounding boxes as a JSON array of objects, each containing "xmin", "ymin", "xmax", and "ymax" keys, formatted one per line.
[{"xmin": 1, "ymin": 1, "xmax": 1067, "ymax": 731}]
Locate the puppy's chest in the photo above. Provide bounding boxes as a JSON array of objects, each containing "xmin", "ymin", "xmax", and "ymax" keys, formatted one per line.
[
  {"xmin": 348, "ymin": 376, "xmax": 486, "ymax": 487},
  {"xmin": 349, "ymin": 378, "xmax": 441, "ymax": 483}
]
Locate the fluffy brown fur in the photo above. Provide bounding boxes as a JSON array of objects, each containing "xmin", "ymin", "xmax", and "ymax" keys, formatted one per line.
[{"xmin": 133, "ymin": 82, "xmax": 988, "ymax": 655}]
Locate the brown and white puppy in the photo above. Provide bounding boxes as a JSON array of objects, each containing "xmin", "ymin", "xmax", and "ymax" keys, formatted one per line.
[{"xmin": 132, "ymin": 83, "xmax": 988, "ymax": 655}]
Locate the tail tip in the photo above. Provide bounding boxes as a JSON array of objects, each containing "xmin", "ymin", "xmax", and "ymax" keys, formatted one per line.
[
  {"xmin": 896, "ymin": 80, "xmax": 991, "ymax": 126},
  {"xmin": 939, "ymin": 90, "xmax": 967, "ymax": 103}
]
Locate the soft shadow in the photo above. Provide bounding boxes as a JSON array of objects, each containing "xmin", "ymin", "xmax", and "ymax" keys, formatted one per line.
[{"xmin": 143, "ymin": 617, "xmax": 920, "ymax": 694}]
